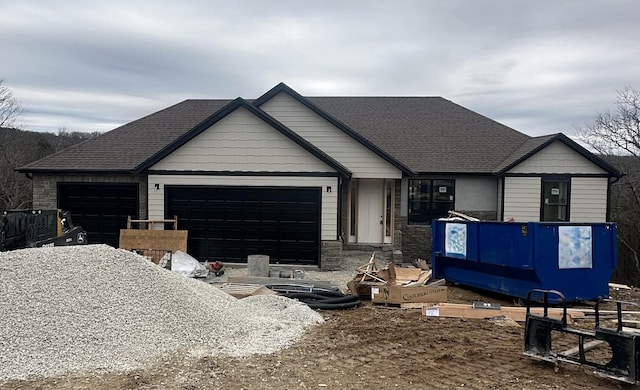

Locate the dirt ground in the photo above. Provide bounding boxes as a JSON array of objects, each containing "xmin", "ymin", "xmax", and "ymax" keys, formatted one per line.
[{"xmin": 3, "ymin": 284, "xmax": 640, "ymax": 389}]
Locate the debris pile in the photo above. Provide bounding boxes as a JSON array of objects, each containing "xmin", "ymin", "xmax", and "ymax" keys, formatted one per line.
[{"xmin": 347, "ymin": 253, "xmax": 447, "ymax": 306}]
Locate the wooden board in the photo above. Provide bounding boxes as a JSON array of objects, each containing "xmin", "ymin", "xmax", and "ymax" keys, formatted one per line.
[
  {"xmin": 119, "ymin": 229, "xmax": 188, "ymax": 263},
  {"xmin": 422, "ymin": 303, "xmax": 585, "ymax": 322},
  {"xmin": 393, "ymin": 267, "xmax": 421, "ymax": 282},
  {"xmin": 609, "ymin": 282, "xmax": 632, "ymax": 290},
  {"xmin": 558, "ymin": 340, "xmax": 604, "ymax": 357}
]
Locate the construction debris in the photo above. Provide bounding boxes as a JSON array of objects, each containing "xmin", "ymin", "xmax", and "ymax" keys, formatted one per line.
[
  {"xmin": 346, "ymin": 253, "xmax": 447, "ymax": 305},
  {"xmin": 609, "ymin": 282, "xmax": 632, "ymax": 290},
  {"xmin": 412, "ymin": 258, "xmax": 430, "ymax": 271},
  {"xmin": 422, "ymin": 302, "xmax": 586, "ymax": 323}
]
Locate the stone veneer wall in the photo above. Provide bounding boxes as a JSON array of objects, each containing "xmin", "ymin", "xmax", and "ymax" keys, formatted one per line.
[
  {"xmin": 31, "ymin": 173, "xmax": 148, "ymax": 218},
  {"xmin": 392, "ymin": 180, "xmax": 404, "ymax": 264},
  {"xmin": 321, "ymin": 240, "xmax": 342, "ymax": 270},
  {"xmin": 399, "ymin": 210, "xmax": 498, "ymax": 264}
]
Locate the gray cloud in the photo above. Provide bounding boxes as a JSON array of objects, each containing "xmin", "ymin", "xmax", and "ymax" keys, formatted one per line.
[{"xmin": 1, "ymin": 0, "xmax": 638, "ymax": 136}]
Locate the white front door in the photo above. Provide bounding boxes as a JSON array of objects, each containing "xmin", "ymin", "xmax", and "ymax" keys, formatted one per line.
[{"xmin": 357, "ymin": 179, "xmax": 384, "ymax": 244}]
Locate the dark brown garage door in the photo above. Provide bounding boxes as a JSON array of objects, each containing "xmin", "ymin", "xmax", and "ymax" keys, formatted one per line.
[
  {"xmin": 58, "ymin": 183, "xmax": 139, "ymax": 248},
  {"xmin": 166, "ymin": 186, "xmax": 321, "ymax": 265}
]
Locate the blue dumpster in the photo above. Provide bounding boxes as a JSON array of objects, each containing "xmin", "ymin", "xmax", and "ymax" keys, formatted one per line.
[{"xmin": 431, "ymin": 220, "xmax": 618, "ymax": 301}]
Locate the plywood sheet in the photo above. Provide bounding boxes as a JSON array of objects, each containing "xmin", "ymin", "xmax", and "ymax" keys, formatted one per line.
[{"xmin": 119, "ymin": 229, "xmax": 188, "ymax": 263}]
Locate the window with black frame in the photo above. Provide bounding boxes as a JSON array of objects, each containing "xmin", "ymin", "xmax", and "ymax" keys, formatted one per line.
[
  {"xmin": 408, "ymin": 179, "xmax": 455, "ymax": 224},
  {"xmin": 541, "ymin": 177, "xmax": 569, "ymax": 221}
]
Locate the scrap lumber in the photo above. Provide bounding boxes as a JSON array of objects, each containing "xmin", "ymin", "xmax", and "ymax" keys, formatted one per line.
[
  {"xmin": 119, "ymin": 215, "xmax": 188, "ymax": 263},
  {"xmin": 446, "ymin": 210, "xmax": 480, "ymax": 221},
  {"xmin": 356, "ymin": 253, "xmax": 387, "ymax": 282},
  {"xmin": 558, "ymin": 340, "xmax": 605, "ymax": 357},
  {"xmin": 403, "ymin": 270, "xmax": 432, "ymax": 287},
  {"xmin": 425, "ymin": 278, "xmax": 446, "ymax": 287},
  {"xmin": 348, "ymin": 255, "xmax": 437, "ymax": 299},
  {"xmin": 621, "ymin": 319, "xmax": 640, "ymax": 329},
  {"xmin": 609, "ymin": 282, "xmax": 632, "ymax": 290},
  {"xmin": 422, "ymin": 303, "xmax": 586, "ymax": 322},
  {"xmin": 127, "ymin": 215, "xmax": 179, "ymax": 230},
  {"xmin": 393, "ymin": 267, "xmax": 421, "ymax": 283}
]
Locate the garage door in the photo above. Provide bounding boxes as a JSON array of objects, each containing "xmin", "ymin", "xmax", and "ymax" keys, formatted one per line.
[
  {"xmin": 58, "ymin": 183, "xmax": 139, "ymax": 248},
  {"xmin": 166, "ymin": 186, "xmax": 321, "ymax": 265}
]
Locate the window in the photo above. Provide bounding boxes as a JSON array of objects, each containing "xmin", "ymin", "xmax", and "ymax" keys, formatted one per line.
[
  {"xmin": 409, "ymin": 179, "xmax": 455, "ymax": 224},
  {"xmin": 349, "ymin": 181, "xmax": 357, "ymax": 242},
  {"xmin": 541, "ymin": 177, "xmax": 570, "ymax": 221},
  {"xmin": 384, "ymin": 180, "xmax": 393, "ymax": 243}
]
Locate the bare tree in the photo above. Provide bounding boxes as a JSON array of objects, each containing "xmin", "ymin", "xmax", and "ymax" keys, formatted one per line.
[
  {"xmin": 579, "ymin": 87, "xmax": 640, "ymax": 285},
  {"xmin": 579, "ymin": 87, "xmax": 640, "ymax": 156},
  {"xmin": 0, "ymin": 80, "xmax": 23, "ymax": 128}
]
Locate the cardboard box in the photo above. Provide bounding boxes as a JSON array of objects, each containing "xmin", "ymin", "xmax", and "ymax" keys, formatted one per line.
[{"xmin": 371, "ymin": 284, "xmax": 447, "ymax": 304}]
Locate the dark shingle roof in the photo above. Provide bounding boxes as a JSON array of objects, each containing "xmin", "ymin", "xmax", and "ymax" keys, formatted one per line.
[
  {"xmin": 308, "ymin": 96, "xmax": 530, "ymax": 174},
  {"xmin": 18, "ymin": 84, "xmax": 621, "ymax": 177},
  {"xmin": 20, "ymin": 99, "xmax": 232, "ymax": 172}
]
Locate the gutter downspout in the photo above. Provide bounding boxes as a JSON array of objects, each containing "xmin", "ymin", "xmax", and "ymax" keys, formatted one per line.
[
  {"xmin": 607, "ymin": 174, "xmax": 622, "ymax": 222},
  {"xmin": 499, "ymin": 175, "xmax": 505, "ymax": 221},
  {"xmin": 337, "ymin": 177, "xmax": 343, "ymax": 242}
]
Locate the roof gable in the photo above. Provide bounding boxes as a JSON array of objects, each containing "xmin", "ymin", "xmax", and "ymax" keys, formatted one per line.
[
  {"xmin": 495, "ymin": 133, "xmax": 621, "ymax": 176},
  {"xmin": 254, "ymin": 83, "xmax": 414, "ymax": 175},
  {"xmin": 139, "ymin": 98, "xmax": 351, "ymax": 177}
]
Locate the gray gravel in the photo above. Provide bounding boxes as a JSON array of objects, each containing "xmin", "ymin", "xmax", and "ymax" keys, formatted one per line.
[{"xmin": 0, "ymin": 245, "xmax": 324, "ymax": 381}]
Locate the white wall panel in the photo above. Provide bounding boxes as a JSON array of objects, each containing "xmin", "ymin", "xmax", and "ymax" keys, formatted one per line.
[
  {"xmin": 261, "ymin": 93, "xmax": 402, "ymax": 179},
  {"xmin": 151, "ymin": 107, "xmax": 334, "ymax": 173},
  {"xmin": 570, "ymin": 177, "xmax": 608, "ymax": 222},
  {"xmin": 503, "ymin": 176, "xmax": 541, "ymax": 222},
  {"xmin": 508, "ymin": 141, "xmax": 607, "ymax": 174}
]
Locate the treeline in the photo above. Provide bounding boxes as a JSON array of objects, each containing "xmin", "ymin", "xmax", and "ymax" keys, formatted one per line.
[
  {"xmin": 0, "ymin": 127, "xmax": 99, "ymax": 211},
  {"xmin": 607, "ymin": 155, "xmax": 640, "ymax": 286}
]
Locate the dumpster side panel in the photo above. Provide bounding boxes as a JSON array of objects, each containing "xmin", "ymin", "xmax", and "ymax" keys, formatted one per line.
[
  {"xmin": 477, "ymin": 223, "xmax": 533, "ymax": 268},
  {"xmin": 432, "ymin": 220, "xmax": 617, "ymax": 301},
  {"xmin": 532, "ymin": 223, "xmax": 617, "ymax": 301}
]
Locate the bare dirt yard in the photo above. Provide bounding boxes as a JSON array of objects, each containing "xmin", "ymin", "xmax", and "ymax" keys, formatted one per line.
[{"xmin": 3, "ymin": 284, "xmax": 636, "ymax": 390}]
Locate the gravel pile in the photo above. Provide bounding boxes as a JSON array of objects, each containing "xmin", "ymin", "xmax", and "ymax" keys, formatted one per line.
[{"xmin": 0, "ymin": 245, "xmax": 324, "ymax": 381}]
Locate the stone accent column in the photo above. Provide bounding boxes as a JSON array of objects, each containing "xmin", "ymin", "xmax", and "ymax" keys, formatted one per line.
[
  {"xmin": 392, "ymin": 180, "xmax": 404, "ymax": 264},
  {"xmin": 321, "ymin": 240, "xmax": 342, "ymax": 270}
]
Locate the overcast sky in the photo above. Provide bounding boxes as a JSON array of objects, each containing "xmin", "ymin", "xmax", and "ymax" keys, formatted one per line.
[{"xmin": 1, "ymin": 1, "xmax": 638, "ymax": 137}]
